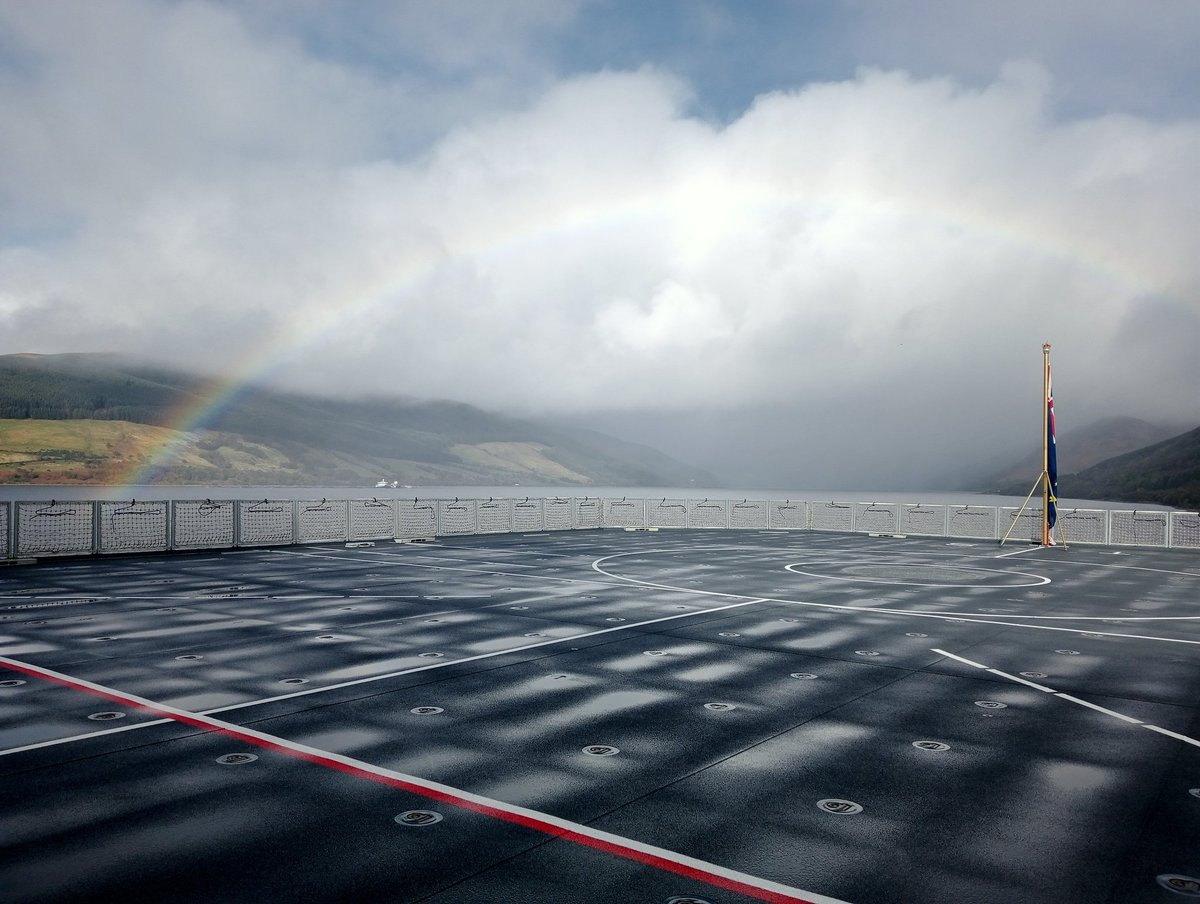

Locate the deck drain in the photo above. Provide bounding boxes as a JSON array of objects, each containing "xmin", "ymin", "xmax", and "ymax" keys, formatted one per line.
[
  {"xmin": 418, "ymin": 652, "xmax": 444, "ymax": 659},
  {"xmin": 855, "ymin": 650, "xmax": 881, "ymax": 657},
  {"xmin": 1157, "ymin": 875, "xmax": 1200, "ymax": 896},
  {"xmin": 1055, "ymin": 649, "xmax": 1080, "ymax": 655},
  {"xmin": 643, "ymin": 650, "xmax": 667, "ymax": 657},
  {"xmin": 790, "ymin": 672, "xmax": 818, "ymax": 680},
  {"xmin": 583, "ymin": 745, "xmax": 620, "ymax": 756},
  {"xmin": 1019, "ymin": 671, "xmax": 1047, "ymax": 679},
  {"xmin": 411, "ymin": 706, "xmax": 444, "ymax": 715},
  {"xmin": 279, "ymin": 678, "xmax": 308, "ymax": 685},
  {"xmin": 216, "ymin": 753, "xmax": 258, "ymax": 765},
  {"xmin": 340, "ymin": 607, "xmax": 357, "ymax": 611},
  {"xmin": 424, "ymin": 618, "xmax": 442, "ymax": 623},
  {"xmin": 87, "ymin": 712, "xmax": 126, "ymax": 721},
  {"xmin": 718, "ymin": 632, "xmax": 741, "ymax": 638},
  {"xmin": 315, "ymin": 634, "xmax": 337, "ymax": 640},
  {"xmin": 906, "ymin": 632, "xmax": 928, "ymax": 638},
  {"xmin": 975, "ymin": 700, "xmax": 1007, "ymax": 709},
  {"xmin": 913, "ymin": 741, "xmax": 951, "ymax": 751},
  {"xmin": 92, "ymin": 636, "xmax": 116, "ymax": 642},
  {"xmin": 817, "ymin": 799, "xmax": 863, "ymax": 815},
  {"xmin": 0, "ymin": 679, "xmax": 27, "ymax": 688},
  {"xmin": 394, "ymin": 810, "xmax": 442, "ymax": 827},
  {"xmin": 175, "ymin": 654, "xmax": 203, "ymax": 661},
  {"xmin": 703, "ymin": 702, "xmax": 735, "ymax": 711}
]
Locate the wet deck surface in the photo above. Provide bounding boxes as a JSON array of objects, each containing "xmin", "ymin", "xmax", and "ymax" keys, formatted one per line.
[{"xmin": 2, "ymin": 529, "xmax": 1199, "ymax": 904}]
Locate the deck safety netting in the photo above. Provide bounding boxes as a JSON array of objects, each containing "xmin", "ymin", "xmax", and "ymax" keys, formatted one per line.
[
  {"xmin": 477, "ymin": 499, "xmax": 512, "ymax": 534},
  {"xmin": 1058, "ymin": 508, "xmax": 1107, "ymax": 545},
  {"xmin": 688, "ymin": 499, "xmax": 728, "ymax": 528},
  {"xmin": 99, "ymin": 501, "xmax": 168, "ymax": 553},
  {"xmin": 648, "ymin": 498, "xmax": 687, "ymax": 528},
  {"xmin": 573, "ymin": 497, "xmax": 601, "ymax": 530},
  {"xmin": 901, "ymin": 504, "xmax": 946, "ymax": 536},
  {"xmin": 769, "ymin": 501, "xmax": 806, "ymax": 530},
  {"xmin": 238, "ymin": 500, "xmax": 292, "ymax": 547},
  {"xmin": 349, "ymin": 499, "xmax": 395, "ymax": 540},
  {"xmin": 810, "ymin": 502, "xmax": 853, "ymax": 532},
  {"xmin": 1002, "ymin": 506, "xmax": 1043, "ymax": 543},
  {"xmin": 172, "ymin": 500, "xmax": 234, "ymax": 549},
  {"xmin": 730, "ymin": 500, "xmax": 767, "ymax": 529},
  {"xmin": 438, "ymin": 499, "xmax": 477, "ymax": 535},
  {"xmin": 543, "ymin": 498, "xmax": 575, "ymax": 531},
  {"xmin": 1170, "ymin": 512, "xmax": 1200, "ymax": 549},
  {"xmin": 856, "ymin": 502, "xmax": 900, "ymax": 534},
  {"xmin": 948, "ymin": 506, "xmax": 997, "ymax": 539},
  {"xmin": 512, "ymin": 499, "xmax": 544, "ymax": 532},
  {"xmin": 1110, "ymin": 510, "xmax": 1168, "ymax": 547},
  {"xmin": 297, "ymin": 499, "xmax": 348, "ymax": 544},
  {"xmin": 397, "ymin": 499, "xmax": 437, "ymax": 537},
  {"xmin": 17, "ymin": 501, "xmax": 94, "ymax": 556},
  {"xmin": 603, "ymin": 498, "xmax": 645, "ymax": 529}
]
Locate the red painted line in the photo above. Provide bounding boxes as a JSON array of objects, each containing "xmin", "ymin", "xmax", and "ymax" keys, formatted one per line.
[{"xmin": 0, "ymin": 655, "xmax": 848, "ymax": 904}]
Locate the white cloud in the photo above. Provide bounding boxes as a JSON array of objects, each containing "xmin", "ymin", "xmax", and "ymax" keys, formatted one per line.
[{"xmin": 0, "ymin": 2, "xmax": 1198, "ymax": 488}]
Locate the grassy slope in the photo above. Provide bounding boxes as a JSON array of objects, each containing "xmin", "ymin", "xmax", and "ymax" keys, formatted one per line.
[{"xmin": 0, "ymin": 353, "xmax": 716, "ymax": 487}]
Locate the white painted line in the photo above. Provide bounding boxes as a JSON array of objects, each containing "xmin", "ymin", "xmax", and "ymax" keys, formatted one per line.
[
  {"xmin": 590, "ymin": 547, "xmax": 1200, "ymax": 643},
  {"xmin": 0, "ymin": 655, "xmax": 850, "ymax": 904},
  {"xmin": 995, "ymin": 546, "xmax": 1039, "ymax": 559},
  {"xmin": 931, "ymin": 649, "xmax": 988, "ymax": 670},
  {"xmin": 0, "ymin": 595, "xmax": 773, "ymax": 757},
  {"xmin": 1143, "ymin": 725, "xmax": 1200, "ymax": 748},
  {"xmin": 986, "ymin": 669, "xmax": 1055, "ymax": 693},
  {"xmin": 931, "ymin": 649, "xmax": 1200, "ymax": 748},
  {"xmin": 1054, "ymin": 693, "xmax": 1144, "ymax": 724}
]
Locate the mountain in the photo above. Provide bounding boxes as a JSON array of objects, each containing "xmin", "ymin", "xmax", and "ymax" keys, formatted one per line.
[
  {"xmin": 982, "ymin": 416, "xmax": 1185, "ymax": 495},
  {"xmin": 1062, "ymin": 425, "xmax": 1200, "ymax": 511},
  {"xmin": 0, "ymin": 353, "xmax": 717, "ymax": 487}
]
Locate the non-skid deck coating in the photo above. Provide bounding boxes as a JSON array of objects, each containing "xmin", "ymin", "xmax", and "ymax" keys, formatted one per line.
[{"xmin": 2, "ymin": 529, "xmax": 1199, "ymax": 904}]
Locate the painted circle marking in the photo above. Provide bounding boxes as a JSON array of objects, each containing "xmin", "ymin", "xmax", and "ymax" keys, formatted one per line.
[
  {"xmin": 0, "ymin": 679, "xmax": 28, "ymax": 688},
  {"xmin": 664, "ymin": 897, "xmax": 715, "ymax": 904},
  {"xmin": 1055, "ymin": 649, "xmax": 1081, "ymax": 655},
  {"xmin": 704, "ymin": 702, "xmax": 735, "ymax": 711},
  {"xmin": 174, "ymin": 654, "xmax": 203, "ymax": 661},
  {"xmin": 1020, "ymin": 671, "xmax": 1048, "ymax": 679},
  {"xmin": 419, "ymin": 652, "xmax": 444, "ymax": 659},
  {"xmin": 718, "ymin": 632, "xmax": 741, "ymax": 638},
  {"xmin": 855, "ymin": 650, "xmax": 881, "ymax": 657},
  {"xmin": 395, "ymin": 810, "xmax": 442, "ymax": 827},
  {"xmin": 790, "ymin": 673, "xmax": 818, "ymax": 680},
  {"xmin": 606, "ymin": 617, "xmax": 625, "ymax": 622},
  {"xmin": 88, "ymin": 711, "xmax": 125, "ymax": 721},
  {"xmin": 785, "ymin": 561, "xmax": 1050, "ymax": 588},
  {"xmin": 817, "ymin": 798, "xmax": 863, "ymax": 815},
  {"xmin": 411, "ymin": 706, "xmax": 443, "ymax": 715},
  {"xmin": 279, "ymin": 678, "xmax": 308, "ymax": 685},
  {"xmin": 975, "ymin": 700, "xmax": 1008, "ymax": 709},
  {"xmin": 906, "ymin": 632, "xmax": 928, "ymax": 638},
  {"xmin": 643, "ymin": 650, "xmax": 667, "ymax": 657}
]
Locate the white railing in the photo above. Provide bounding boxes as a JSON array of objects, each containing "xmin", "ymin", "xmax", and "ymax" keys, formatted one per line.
[{"xmin": 2, "ymin": 495, "xmax": 1198, "ymax": 559}]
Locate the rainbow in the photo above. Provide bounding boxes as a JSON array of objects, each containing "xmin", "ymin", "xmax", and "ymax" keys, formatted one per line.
[{"xmin": 115, "ymin": 181, "xmax": 1190, "ymax": 490}]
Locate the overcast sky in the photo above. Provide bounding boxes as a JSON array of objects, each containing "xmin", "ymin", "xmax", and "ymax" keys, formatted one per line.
[{"xmin": 2, "ymin": 1, "xmax": 1198, "ymax": 488}]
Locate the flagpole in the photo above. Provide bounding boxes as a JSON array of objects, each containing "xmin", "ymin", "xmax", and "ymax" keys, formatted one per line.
[{"xmin": 1042, "ymin": 343, "xmax": 1051, "ymax": 546}]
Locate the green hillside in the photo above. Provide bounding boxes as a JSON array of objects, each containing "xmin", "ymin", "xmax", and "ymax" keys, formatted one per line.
[
  {"xmin": 1062, "ymin": 425, "xmax": 1200, "ymax": 511},
  {"xmin": 0, "ymin": 354, "xmax": 716, "ymax": 487}
]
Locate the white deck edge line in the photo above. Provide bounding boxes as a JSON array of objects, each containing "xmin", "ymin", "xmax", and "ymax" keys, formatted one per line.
[{"xmin": 0, "ymin": 654, "xmax": 853, "ymax": 904}]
